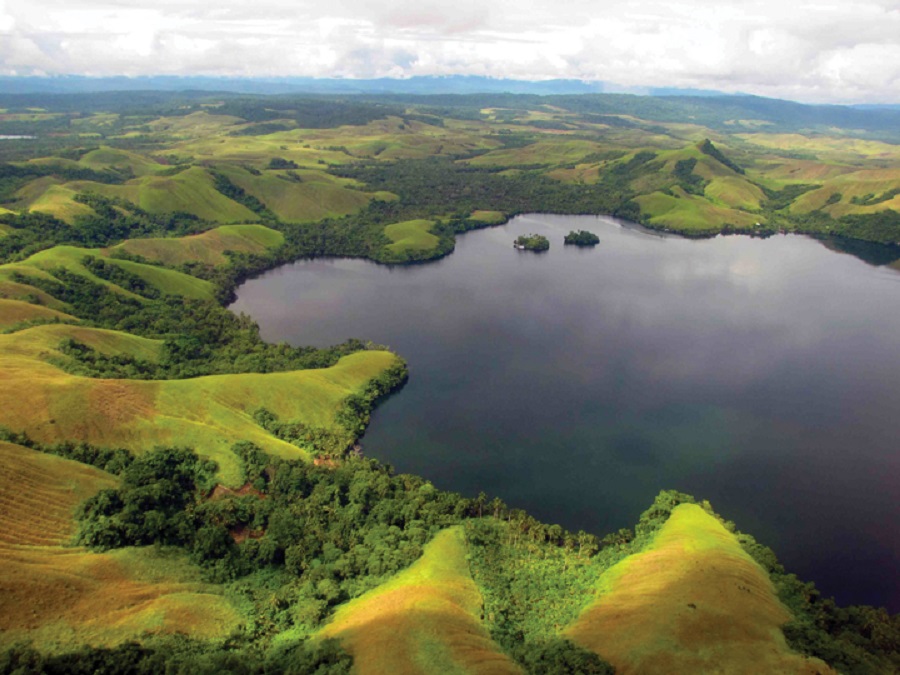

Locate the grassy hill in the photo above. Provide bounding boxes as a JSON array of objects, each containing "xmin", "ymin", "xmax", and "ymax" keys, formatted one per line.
[
  {"xmin": 0, "ymin": 441, "xmax": 241, "ymax": 652},
  {"xmin": 565, "ymin": 504, "xmax": 835, "ymax": 674},
  {"xmin": 0, "ymin": 245, "xmax": 216, "ymax": 300},
  {"xmin": 0, "ymin": 345, "xmax": 399, "ymax": 485},
  {"xmin": 320, "ymin": 526, "xmax": 521, "ymax": 675},
  {"xmin": 109, "ymin": 223, "xmax": 284, "ymax": 267}
]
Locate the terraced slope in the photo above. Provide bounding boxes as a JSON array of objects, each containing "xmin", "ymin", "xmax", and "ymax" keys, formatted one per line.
[
  {"xmin": 0, "ymin": 442, "xmax": 241, "ymax": 652},
  {"xmin": 320, "ymin": 526, "xmax": 521, "ymax": 675},
  {"xmin": 565, "ymin": 504, "xmax": 835, "ymax": 674}
]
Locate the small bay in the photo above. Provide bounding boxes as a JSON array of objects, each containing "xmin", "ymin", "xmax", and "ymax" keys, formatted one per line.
[{"xmin": 231, "ymin": 214, "xmax": 900, "ymax": 611}]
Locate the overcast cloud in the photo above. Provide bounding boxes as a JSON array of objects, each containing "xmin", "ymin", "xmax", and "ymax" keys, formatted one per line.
[{"xmin": 1, "ymin": 0, "xmax": 899, "ymax": 103}]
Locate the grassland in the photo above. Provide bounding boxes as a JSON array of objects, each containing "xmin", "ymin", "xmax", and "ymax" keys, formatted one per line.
[
  {"xmin": 320, "ymin": 526, "xmax": 521, "ymax": 675},
  {"xmin": 0, "ymin": 441, "xmax": 241, "ymax": 652},
  {"xmin": 215, "ymin": 165, "xmax": 372, "ymax": 222},
  {"xmin": 63, "ymin": 167, "xmax": 257, "ymax": 222},
  {"xmin": 0, "ymin": 344, "xmax": 399, "ymax": 485},
  {"xmin": 109, "ymin": 224, "xmax": 284, "ymax": 267},
  {"xmin": 0, "ymin": 298, "xmax": 75, "ymax": 329},
  {"xmin": 384, "ymin": 219, "xmax": 440, "ymax": 254},
  {"xmin": 0, "ymin": 245, "xmax": 216, "ymax": 300},
  {"xmin": 636, "ymin": 189, "xmax": 761, "ymax": 233},
  {"xmin": 565, "ymin": 504, "xmax": 834, "ymax": 674}
]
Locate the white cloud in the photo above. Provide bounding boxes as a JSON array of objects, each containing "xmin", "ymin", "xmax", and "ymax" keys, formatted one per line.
[{"xmin": 1, "ymin": 0, "xmax": 899, "ymax": 102}]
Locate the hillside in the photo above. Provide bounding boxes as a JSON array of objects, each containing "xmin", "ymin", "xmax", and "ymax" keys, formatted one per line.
[
  {"xmin": 0, "ymin": 91, "xmax": 897, "ymax": 673},
  {"xmin": 566, "ymin": 504, "xmax": 834, "ymax": 674},
  {"xmin": 0, "ymin": 442, "xmax": 241, "ymax": 652}
]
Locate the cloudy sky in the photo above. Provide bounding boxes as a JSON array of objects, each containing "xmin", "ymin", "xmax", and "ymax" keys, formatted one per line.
[{"xmin": 1, "ymin": 0, "xmax": 899, "ymax": 103}]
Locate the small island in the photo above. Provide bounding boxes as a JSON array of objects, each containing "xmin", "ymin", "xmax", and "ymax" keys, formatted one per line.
[
  {"xmin": 564, "ymin": 230, "xmax": 600, "ymax": 246},
  {"xmin": 514, "ymin": 234, "xmax": 550, "ymax": 251}
]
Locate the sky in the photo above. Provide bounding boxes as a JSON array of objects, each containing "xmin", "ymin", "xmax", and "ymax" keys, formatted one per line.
[{"xmin": 1, "ymin": 0, "xmax": 899, "ymax": 103}]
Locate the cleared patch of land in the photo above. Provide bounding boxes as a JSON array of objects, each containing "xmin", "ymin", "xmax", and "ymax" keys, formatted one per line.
[
  {"xmin": 0, "ymin": 441, "xmax": 241, "ymax": 652},
  {"xmin": 320, "ymin": 526, "xmax": 521, "ymax": 675},
  {"xmin": 565, "ymin": 504, "xmax": 835, "ymax": 674}
]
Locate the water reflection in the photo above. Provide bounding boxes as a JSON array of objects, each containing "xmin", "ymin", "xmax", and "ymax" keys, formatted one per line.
[{"xmin": 231, "ymin": 214, "xmax": 900, "ymax": 611}]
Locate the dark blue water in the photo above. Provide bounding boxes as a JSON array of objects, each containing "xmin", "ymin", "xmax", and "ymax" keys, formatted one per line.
[{"xmin": 231, "ymin": 214, "xmax": 900, "ymax": 611}]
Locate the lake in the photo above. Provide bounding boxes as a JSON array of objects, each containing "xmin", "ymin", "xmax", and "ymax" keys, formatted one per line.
[{"xmin": 231, "ymin": 214, "xmax": 900, "ymax": 611}]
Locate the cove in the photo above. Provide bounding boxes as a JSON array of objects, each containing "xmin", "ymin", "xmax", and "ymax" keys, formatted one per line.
[{"xmin": 231, "ymin": 214, "xmax": 900, "ymax": 611}]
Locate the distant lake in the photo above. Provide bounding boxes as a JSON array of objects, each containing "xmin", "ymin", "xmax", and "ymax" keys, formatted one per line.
[{"xmin": 231, "ymin": 214, "xmax": 900, "ymax": 611}]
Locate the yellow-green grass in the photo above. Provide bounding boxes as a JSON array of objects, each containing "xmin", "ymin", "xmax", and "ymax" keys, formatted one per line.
[
  {"xmin": 0, "ymin": 298, "xmax": 76, "ymax": 330},
  {"xmin": 704, "ymin": 176, "xmax": 766, "ymax": 210},
  {"xmin": 636, "ymin": 189, "xmax": 761, "ymax": 233},
  {"xmin": 78, "ymin": 146, "xmax": 164, "ymax": 176},
  {"xmin": 465, "ymin": 139, "xmax": 605, "ymax": 168},
  {"xmin": 0, "ymin": 349, "xmax": 400, "ymax": 485},
  {"xmin": 384, "ymin": 220, "xmax": 440, "ymax": 254},
  {"xmin": 70, "ymin": 113, "xmax": 120, "ymax": 129},
  {"xmin": 565, "ymin": 504, "xmax": 835, "ymax": 674},
  {"xmin": 110, "ymin": 224, "xmax": 284, "ymax": 267},
  {"xmin": 166, "ymin": 133, "xmax": 352, "ymax": 168},
  {"xmin": 10, "ymin": 175, "xmax": 63, "ymax": 208},
  {"xmin": 66, "ymin": 167, "xmax": 257, "ymax": 222},
  {"xmin": 299, "ymin": 116, "xmax": 497, "ymax": 161},
  {"xmin": 0, "ymin": 441, "xmax": 241, "ymax": 652},
  {"xmin": 320, "ymin": 527, "xmax": 521, "ymax": 675},
  {"xmin": 789, "ymin": 167, "xmax": 900, "ymax": 217},
  {"xmin": 0, "ymin": 323, "xmax": 162, "ymax": 363},
  {"xmin": 738, "ymin": 133, "xmax": 900, "ymax": 162},
  {"xmin": 147, "ymin": 111, "xmax": 245, "ymax": 138},
  {"xmin": 0, "ymin": 245, "xmax": 215, "ymax": 300},
  {"xmin": 469, "ymin": 210, "xmax": 507, "ymax": 225},
  {"xmin": 0, "ymin": 277, "xmax": 68, "ymax": 309},
  {"xmin": 547, "ymin": 163, "xmax": 603, "ymax": 184},
  {"xmin": 216, "ymin": 166, "xmax": 371, "ymax": 222},
  {"xmin": 751, "ymin": 158, "xmax": 855, "ymax": 184},
  {"xmin": 28, "ymin": 184, "xmax": 97, "ymax": 223}
]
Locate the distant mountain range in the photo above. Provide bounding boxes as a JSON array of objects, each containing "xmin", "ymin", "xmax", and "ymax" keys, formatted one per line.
[{"xmin": 0, "ymin": 74, "xmax": 730, "ymax": 98}]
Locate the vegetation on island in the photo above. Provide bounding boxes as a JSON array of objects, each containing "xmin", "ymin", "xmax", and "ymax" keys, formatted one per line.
[
  {"xmin": 564, "ymin": 230, "xmax": 600, "ymax": 246},
  {"xmin": 514, "ymin": 233, "xmax": 550, "ymax": 251},
  {"xmin": 0, "ymin": 90, "xmax": 897, "ymax": 673}
]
